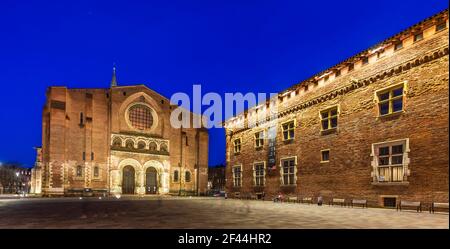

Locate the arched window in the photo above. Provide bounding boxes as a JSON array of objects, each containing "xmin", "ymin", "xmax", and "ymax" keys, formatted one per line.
[
  {"xmin": 125, "ymin": 140, "xmax": 134, "ymax": 149},
  {"xmin": 185, "ymin": 171, "xmax": 191, "ymax": 182},
  {"xmin": 93, "ymin": 166, "xmax": 99, "ymax": 178},
  {"xmin": 137, "ymin": 141, "xmax": 146, "ymax": 150},
  {"xmin": 160, "ymin": 143, "xmax": 168, "ymax": 152},
  {"xmin": 149, "ymin": 142, "xmax": 157, "ymax": 151},
  {"xmin": 76, "ymin": 166, "xmax": 83, "ymax": 177},
  {"xmin": 173, "ymin": 170, "xmax": 179, "ymax": 182},
  {"xmin": 112, "ymin": 137, "xmax": 122, "ymax": 147}
]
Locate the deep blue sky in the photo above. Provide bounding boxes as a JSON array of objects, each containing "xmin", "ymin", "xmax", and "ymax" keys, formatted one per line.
[{"xmin": 0, "ymin": 0, "xmax": 447, "ymax": 168}]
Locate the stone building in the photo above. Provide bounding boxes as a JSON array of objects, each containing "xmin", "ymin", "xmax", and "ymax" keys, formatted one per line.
[
  {"xmin": 224, "ymin": 9, "xmax": 449, "ymax": 207},
  {"xmin": 31, "ymin": 71, "xmax": 208, "ymax": 196}
]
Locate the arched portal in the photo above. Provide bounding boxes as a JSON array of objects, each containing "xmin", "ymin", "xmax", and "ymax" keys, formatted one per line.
[
  {"xmin": 145, "ymin": 167, "xmax": 158, "ymax": 194},
  {"xmin": 122, "ymin": 166, "xmax": 135, "ymax": 194}
]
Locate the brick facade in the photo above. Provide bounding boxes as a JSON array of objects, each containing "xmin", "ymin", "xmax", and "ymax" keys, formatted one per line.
[
  {"xmin": 33, "ymin": 84, "xmax": 208, "ymax": 196},
  {"xmin": 224, "ymin": 10, "xmax": 449, "ymax": 207}
]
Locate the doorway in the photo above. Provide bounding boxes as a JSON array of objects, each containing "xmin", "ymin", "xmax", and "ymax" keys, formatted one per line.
[
  {"xmin": 122, "ymin": 166, "xmax": 135, "ymax": 194},
  {"xmin": 146, "ymin": 167, "xmax": 158, "ymax": 194}
]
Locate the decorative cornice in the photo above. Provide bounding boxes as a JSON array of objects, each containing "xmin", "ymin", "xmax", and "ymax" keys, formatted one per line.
[{"xmin": 230, "ymin": 45, "xmax": 449, "ymax": 135}]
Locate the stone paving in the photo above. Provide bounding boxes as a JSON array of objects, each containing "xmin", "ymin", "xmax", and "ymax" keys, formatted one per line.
[{"xmin": 0, "ymin": 196, "xmax": 448, "ymax": 228}]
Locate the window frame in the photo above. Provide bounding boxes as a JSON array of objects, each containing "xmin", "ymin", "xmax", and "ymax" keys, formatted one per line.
[
  {"xmin": 371, "ymin": 139, "xmax": 410, "ymax": 184},
  {"xmin": 320, "ymin": 105, "xmax": 339, "ymax": 131},
  {"xmin": 232, "ymin": 165, "xmax": 242, "ymax": 188},
  {"xmin": 375, "ymin": 82, "xmax": 407, "ymax": 117},
  {"xmin": 281, "ymin": 119, "xmax": 296, "ymax": 141},
  {"xmin": 253, "ymin": 161, "xmax": 266, "ymax": 187},
  {"xmin": 279, "ymin": 156, "xmax": 297, "ymax": 186},
  {"xmin": 233, "ymin": 138, "xmax": 242, "ymax": 154},
  {"xmin": 254, "ymin": 130, "xmax": 265, "ymax": 148},
  {"xmin": 321, "ymin": 149, "xmax": 330, "ymax": 163}
]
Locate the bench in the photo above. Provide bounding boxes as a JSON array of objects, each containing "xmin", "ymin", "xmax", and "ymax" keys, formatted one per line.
[
  {"xmin": 397, "ymin": 201, "xmax": 422, "ymax": 212},
  {"xmin": 255, "ymin": 192, "xmax": 265, "ymax": 200},
  {"xmin": 430, "ymin": 202, "xmax": 449, "ymax": 213},
  {"xmin": 287, "ymin": 196, "xmax": 298, "ymax": 203},
  {"xmin": 330, "ymin": 198, "xmax": 346, "ymax": 207},
  {"xmin": 351, "ymin": 199, "xmax": 367, "ymax": 208},
  {"xmin": 300, "ymin": 197, "xmax": 313, "ymax": 204},
  {"xmin": 233, "ymin": 192, "xmax": 241, "ymax": 199},
  {"xmin": 249, "ymin": 193, "xmax": 258, "ymax": 200}
]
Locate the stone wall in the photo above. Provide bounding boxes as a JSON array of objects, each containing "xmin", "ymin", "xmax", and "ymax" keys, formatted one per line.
[{"xmin": 225, "ymin": 12, "xmax": 449, "ymax": 207}]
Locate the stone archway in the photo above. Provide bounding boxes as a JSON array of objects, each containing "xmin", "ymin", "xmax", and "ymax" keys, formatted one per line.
[
  {"xmin": 143, "ymin": 160, "xmax": 169, "ymax": 194},
  {"xmin": 112, "ymin": 158, "xmax": 144, "ymax": 195}
]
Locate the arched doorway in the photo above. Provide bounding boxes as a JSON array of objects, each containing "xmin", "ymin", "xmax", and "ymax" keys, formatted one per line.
[
  {"xmin": 146, "ymin": 167, "xmax": 158, "ymax": 194},
  {"xmin": 122, "ymin": 166, "xmax": 135, "ymax": 194}
]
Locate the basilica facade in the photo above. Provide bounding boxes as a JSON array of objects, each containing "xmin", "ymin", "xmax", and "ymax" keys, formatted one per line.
[{"xmin": 31, "ymin": 73, "xmax": 208, "ymax": 196}]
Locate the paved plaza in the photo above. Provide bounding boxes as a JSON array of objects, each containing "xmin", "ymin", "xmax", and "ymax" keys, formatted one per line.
[{"xmin": 0, "ymin": 196, "xmax": 448, "ymax": 228}]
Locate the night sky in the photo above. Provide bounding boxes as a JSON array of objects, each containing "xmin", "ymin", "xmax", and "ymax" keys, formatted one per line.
[{"xmin": 0, "ymin": 0, "xmax": 447, "ymax": 168}]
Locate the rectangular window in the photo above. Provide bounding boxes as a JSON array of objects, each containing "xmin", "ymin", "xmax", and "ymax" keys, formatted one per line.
[
  {"xmin": 320, "ymin": 106, "xmax": 338, "ymax": 131},
  {"xmin": 82, "ymin": 152, "xmax": 86, "ymax": 161},
  {"xmin": 254, "ymin": 163, "xmax": 265, "ymax": 186},
  {"xmin": 281, "ymin": 158, "xmax": 296, "ymax": 185},
  {"xmin": 394, "ymin": 42, "xmax": 403, "ymax": 51},
  {"xmin": 321, "ymin": 150, "xmax": 330, "ymax": 162},
  {"xmin": 376, "ymin": 85, "xmax": 404, "ymax": 116},
  {"xmin": 414, "ymin": 32, "xmax": 423, "ymax": 42},
  {"xmin": 376, "ymin": 143, "xmax": 405, "ymax": 182},
  {"xmin": 254, "ymin": 131, "xmax": 264, "ymax": 148},
  {"xmin": 233, "ymin": 166, "xmax": 242, "ymax": 187},
  {"xmin": 436, "ymin": 22, "xmax": 447, "ymax": 32},
  {"xmin": 91, "ymin": 152, "xmax": 94, "ymax": 161},
  {"xmin": 233, "ymin": 138, "xmax": 241, "ymax": 154},
  {"xmin": 282, "ymin": 120, "xmax": 295, "ymax": 141}
]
